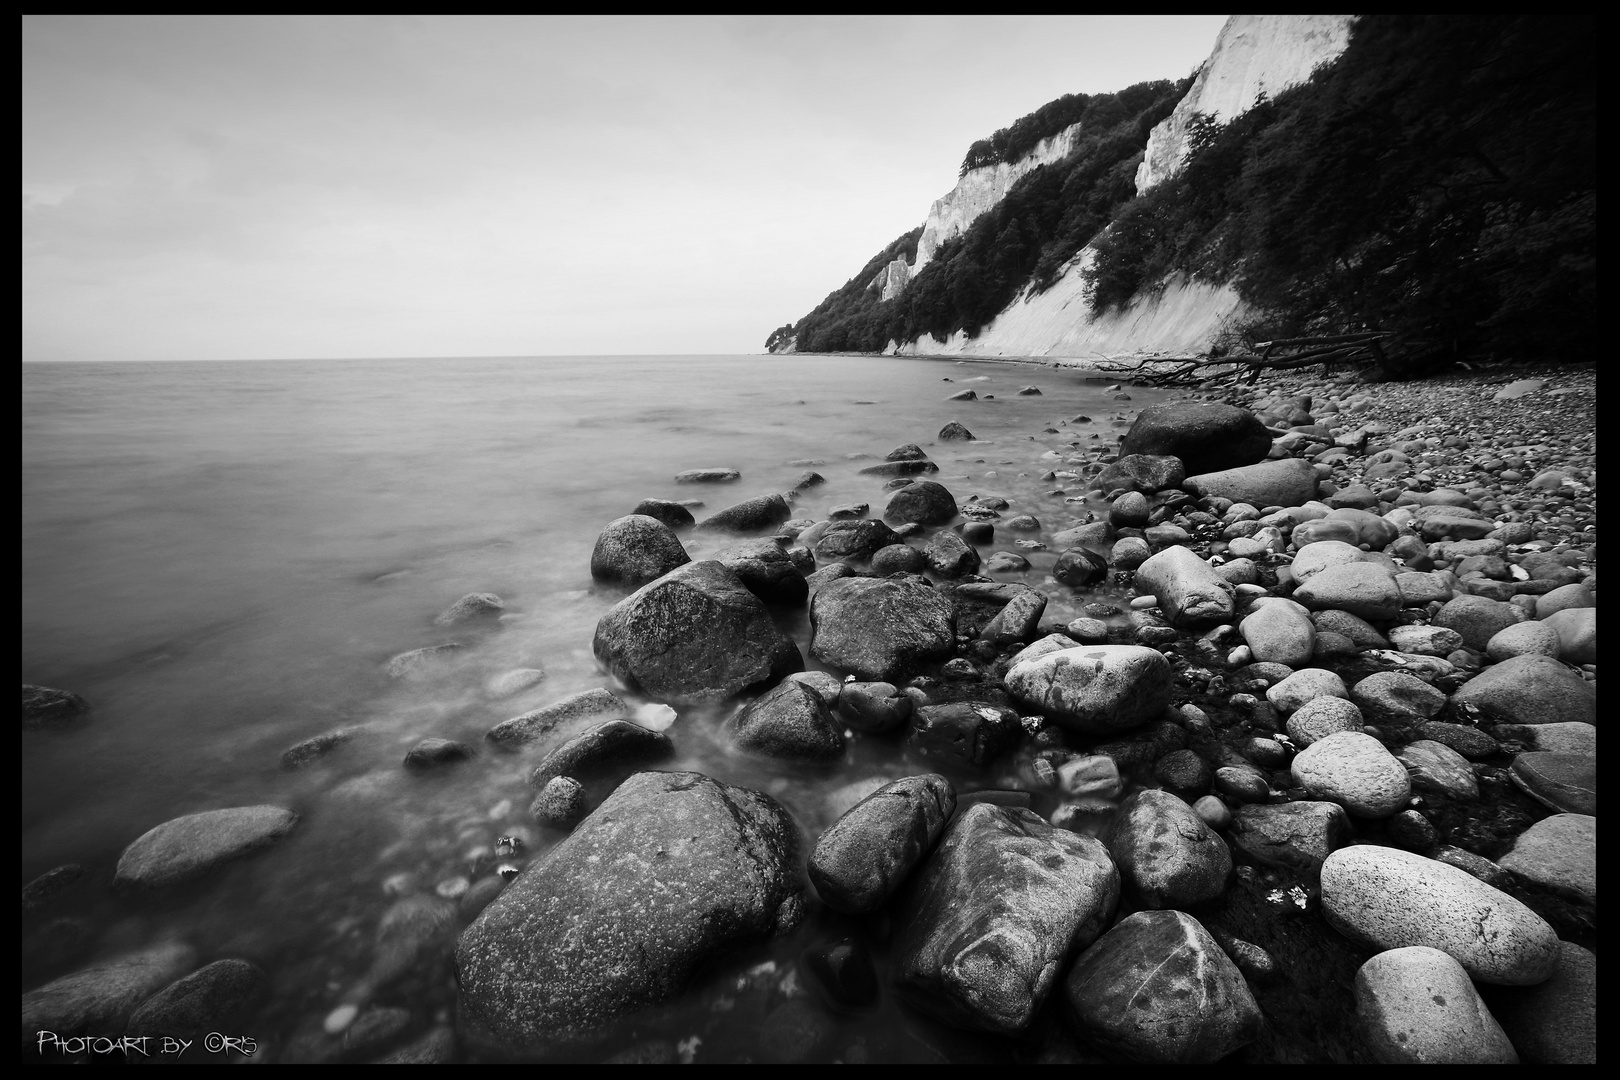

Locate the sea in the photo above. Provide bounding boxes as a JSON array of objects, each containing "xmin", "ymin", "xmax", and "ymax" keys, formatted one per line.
[{"xmin": 21, "ymin": 354, "xmax": 1180, "ymax": 1062}]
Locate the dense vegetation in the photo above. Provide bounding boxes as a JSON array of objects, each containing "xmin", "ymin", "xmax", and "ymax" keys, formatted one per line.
[
  {"xmin": 781, "ymin": 81, "xmax": 1188, "ymax": 354},
  {"xmin": 773, "ymin": 16, "xmax": 1594, "ymax": 370},
  {"xmin": 1083, "ymin": 14, "xmax": 1595, "ymax": 368}
]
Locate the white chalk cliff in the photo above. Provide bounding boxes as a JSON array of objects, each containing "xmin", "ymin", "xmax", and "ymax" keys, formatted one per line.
[{"xmin": 875, "ymin": 15, "xmax": 1354, "ymax": 359}]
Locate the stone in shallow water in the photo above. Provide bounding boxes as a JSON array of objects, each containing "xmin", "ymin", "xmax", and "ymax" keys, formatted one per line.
[
  {"xmin": 809, "ymin": 575, "xmax": 954, "ymax": 683},
  {"xmin": 22, "ymin": 942, "xmax": 198, "ymax": 1045},
  {"xmin": 485, "ymin": 687, "xmax": 628, "ymax": 749},
  {"xmin": 126, "ymin": 958, "xmax": 268, "ymax": 1042},
  {"xmin": 809, "ymin": 774, "xmax": 954, "ymax": 914},
  {"xmin": 1354, "ymin": 946, "xmax": 1518, "ymax": 1063},
  {"xmin": 1497, "ymin": 813, "xmax": 1595, "ymax": 905},
  {"xmin": 455, "ymin": 771, "xmax": 804, "ymax": 1054},
  {"xmin": 528, "ymin": 720, "xmax": 675, "ymax": 787},
  {"xmin": 729, "ymin": 680, "xmax": 845, "ymax": 763},
  {"xmin": 1064, "ymin": 909, "xmax": 1262, "ymax": 1063},
  {"xmin": 1396, "ymin": 739, "xmax": 1479, "ymax": 802},
  {"xmin": 432, "ymin": 591, "xmax": 505, "ymax": 626},
  {"xmin": 1508, "ymin": 752, "xmax": 1596, "ymax": 815},
  {"xmin": 114, "ymin": 806, "xmax": 299, "ymax": 892},
  {"xmin": 1228, "ymin": 801, "xmax": 1349, "ymax": 871},
  {"xmin": 891, "ymin": 803, "xmax": 1118, "ymax": 1035},
  {"xmin": 22, "ymin": 683, "xmax": 90, "ymax": 727}
]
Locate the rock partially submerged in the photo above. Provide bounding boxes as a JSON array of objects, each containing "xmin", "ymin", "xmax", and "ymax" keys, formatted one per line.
[
  {"xmin": 114, "ymin": 806, "xmax": 299, "ymax": 893},
  {"xmin": 455, "ymin": 771, "xmax": 804, "ymax": 1053}
]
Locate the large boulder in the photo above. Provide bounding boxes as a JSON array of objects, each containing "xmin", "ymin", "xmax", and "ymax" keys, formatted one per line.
[
  {"xmin": 1183, "ymin": 458, "xmax": 1319, "ymax": 509},
  {"xmin": 1003, "ymin": 645, "xmax": 1173, "ymax": 736},
  {"xmin": 114, "ymin": 806, "xmax": 299, "ymax": 893},
  {"xmin": 1119, "ymin": 402, "xmax": 1272, "ymax": 474},
  {"xmin": 892, "ymin": 803, "xmax": 1118, "ymax": 1035},
  {"xmin": 592, "ymin": 561, "xmax": 802, "ymax": 705},
  {"xmin": 1064, "ymin": 909, "xmax": 1262, "ymax": 1063},
  {"xmin": 1320, "ymin": 846, "xmax": 1559, "ymax": 985},
  {"xmin": 590, "ymin": 514, "xmax": 692, "ymax": 588},
  {"xmin": 455, "ymin": 772, "xmax": 804, "ymax": 1053},
  {"xmin": 808, "ymin": 774, "xmax": 955, "ymax": 914},
  {"xmin": 809, "ymin": 576, "xmax": 954, "ymax": 682}
]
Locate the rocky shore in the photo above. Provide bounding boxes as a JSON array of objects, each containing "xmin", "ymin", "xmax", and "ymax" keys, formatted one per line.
[{"xmin": 23, "ymin": 360, "xmax": 1596, "ymax": 1063}]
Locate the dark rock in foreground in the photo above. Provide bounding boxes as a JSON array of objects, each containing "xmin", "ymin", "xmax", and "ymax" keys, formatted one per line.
[{"xmin": 455, "ymin": 771, "xmax": 805, "ymax": 1053}]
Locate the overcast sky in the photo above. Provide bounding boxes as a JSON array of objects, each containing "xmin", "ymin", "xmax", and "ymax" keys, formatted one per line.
[{"xmin": 23, "ymin": 15, "xmax": 1230, "ymax": 362}]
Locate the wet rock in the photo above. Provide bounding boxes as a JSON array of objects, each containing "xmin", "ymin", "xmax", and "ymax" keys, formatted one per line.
[
  {"xmin": 1064, "ymin": 909, "xmax": 1261, "ymax": 1063},
  {"xmin": 114, "ymin": 806, "xmax": 298, "ymax": 892},
  {"xmin": 715, "ymin": 537, "xmax": 808, "ymax": 606},
  {"xmin": 1542, "ymin": 607, "xmax": 1596, "ymax": 665},
  {"xmin": 1265, "ymin": 667, "xmax": 1348, "ymax": 714},
  {"xmin": 870, "ymin": 543, "xmax": 927, "ymax": 575},
  {"xmin": 1388, "ymin": 624, "xmax": 1464, "ymax": 656},
  {"xmin": 979, "ymin": 585, "xmax": 1047, "ymax": 646},
  {"xmin": 484, "ymin": 667, "xmax": 548, "ymax": 699},
  {"xmin": 590, "ymin": 515, "xmax": 692, "ymax": 588},
  {"xmin": 126, "ymin": 958, "xmax": 268, "ymax": 1042},
  {"xmin": 1350, "ymin": 670, "xmax": 1446, "ymax": 724},
  {"xmin": 1228, "ymin": 801, "xmax": 1350, "ymax": 871},
  {"xmin": 1319, "ymin": 845, "xmax": 1559, "ymax": 985},
  {"xmin": 485, "ymin": 687, "xmax": 629, "ymax": 749},
  {"xmin": 630, "ymin": 498, "xmax": 696, "ymax": 530},
  {"xmin": 812, "ymin": 518, "xmax": 901, "ymax": 562},
  {"xmin": 371, "ymin": 1024, "xmax": 456, "ymax": 1064},
  {"xmin": 801, "ymin": 938, "xmax": 880, "ymax": 1011},
  {"xmin": 1508, "ymin": 752, "xmax": 1596, "ymax": 815},
  {"xmin": 384, "ymin": 643, "xmax": 463, "ymax": 680},
  {"xmin": 1118, "ymin": 402, "xmax": 1272, "ymax": 474},
  {"xmin": 1106, "ymin": 789, "xmax": 1231, "ymax": 909},
  {"xmin": 529, "ymin": 776, "xmax": 587, "ymax": 828},
  {"xmin": 22, "ymin": 942, "xmax": 197, "ymax": 1046},
  {"xmin": 279, "ymin": 729, "xmax": 353, "ymax": 769},
  {"xmin": 455, "ymin": 772, "xmax": 804, "ymax": 1053},
  {"xmin": 529, "ymin": 720, "xmax": 676, "ymax": 787},
  {"xmin": 1414, "ymin": 720, "xmax": 1498, "ymax": 760},
  {"xmin": 1153, "ymin": 749, "xmax": 1213, "ymax": 796},
  {"xmin": 809, "ymin": 575, "xmax": 954, "ymax": 682},
  {"xmin": 433, "ymin": 592, "xmax": 505, "ymax": 626},
  {"xmin": 938, "ymin": 421, "xmax": 975, "ymax": 441},
  {"xmin": 1483, "ymin": 619, "xmax": 1562, "ymax": 661},
  {"xmin": 729, "ymin": 680, "xmax": 845, "ymax": 763},
  {"xmin": 22, "ymin": 683, "xmax": 91, "ymax": 728},
  {"xmin": 675, "ymin": 468, "xmax": 740, "ymax": 484},
  {"xmin": 403, "ymin": 737, "xmax": 475, "ymax": 769},
  {"xmin": 1396, "ymin": 740, "xmax": 1478, "ymax": 801},
  {"xmin": 21, "ymin": 864, "xmax": 87, "ymax": 915},
  {"xmin": 892, "ymin": 803, "xmax": 1119, "ymax": 1035},
  {"xmin": 1133, "ymin": 545, "xmax": 1235, "ymax": 628},
  {"xmin": 695, "ymin": 493, "xmax": 793, "ymax": 533},
  {"xmin": 1490, "ymin": 721, "xmax": 1594, "ymax": 755},
  {"xmin": 1290, "ymin": 731, "xmax": 1410, "ymax": 818},
  {"xmin": 907, "ymin": 702, "xmax": 1022, "ymax": 770},
  {"xmin": 1355, "ymin": 946, "xmax": 1518, "ymax": 1063},
  {"xmin": 1003, "ymin": 645, "xmax": 1173, "ymax": 736},
  {"xmin": 923, "ymin": 530, "xmax": 980, "ymax": 577},
  {"xmin": 1094, "ymin": 454, "xmax": 1185, "ymax": 495},
  {"xmin": 809, "ymin": 774, "xmax": 955, "ymax": 913},
  {"xmin": 858, "ymin": 458, "xmax": 939, "ymax": 478},
  {"xmin": 836, "ymin": 681, "xmax": 913, "ymax": 733},
  {"xmin": 593, "ymin": 561, "xmax": 802, "ymax": 705},
  {"xmin": 883, "ymin": 480, "xmax": 959, "ymax": 527}
]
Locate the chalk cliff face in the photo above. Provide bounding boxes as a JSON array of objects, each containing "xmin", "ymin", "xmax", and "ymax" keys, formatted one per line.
[
  {"xmin": 885, "ymin": 14, "xmax": 1353, "ymax": 356},
  {"xmin": 871, "ymin": 123, "xmax": 1084, "ymax": 302},
  {"xmin": 1135, "ymin": 15, "xmax": 1354, "ymax": 194}
]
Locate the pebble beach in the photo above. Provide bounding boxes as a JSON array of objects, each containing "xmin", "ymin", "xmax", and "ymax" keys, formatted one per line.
[{"xmin": 23, "ymin": 356, "xmax": 1596, "ymax": 1064}]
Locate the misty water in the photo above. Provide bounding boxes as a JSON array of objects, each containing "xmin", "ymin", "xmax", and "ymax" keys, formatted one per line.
[{"xmin": 22, "ymin": 354, "xmax": 1179, "ymax": 1062}]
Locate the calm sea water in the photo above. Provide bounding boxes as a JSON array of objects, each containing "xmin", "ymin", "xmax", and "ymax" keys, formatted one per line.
[{"xmin": 22, "ymin": 354, "xmax": 1175, "ymax": 1061}]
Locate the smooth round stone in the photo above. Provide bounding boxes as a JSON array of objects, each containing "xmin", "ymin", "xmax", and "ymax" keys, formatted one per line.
[
  {"xmin": 1002, "ymin": 645, "xmax": 1174, "ymax": 736},
  {"xmin": 1065, "ymin": 617, "xmax": 1110, "ymax": 645},
  {"xmin": 1497, "ymin": 814, "xmax": 1595, "ymax": 906},
  {"xmin": 1320, "ymin": 846, "xmax": 1559, "ymax": 985},
  {"xmin": 1508, "ymin": 752, "xmax": 1596, "ymax": 816},
  {"xmin": 114, "ymin": 806, "xmax": 299, "ymax": 892},
  {"xmin": 1433, "ymin": 594, "xmax": 1527, "ymax": 651},
  {"xmin": 1192, "ymin": 795, "xmax": 1231, "ymax": 830},
  {"xmin": 1110, "ymin": 536, "xmax": 1151, "ymax": 569},
  {"xmin": 1355, "ymin": 946, "xmax": 1518, "ymax": 1063},
  {"xmin": 1451, "ymin": 654, "xmax": 1596, "ymax": 727},
  {"xmin": 1213, "ymin": 766, "xmax": 1270, "ymax": 803},
  {"xmin": 1386, "ymin": 808, "xmax": 1440, "ymax": 853},
  {"xmin": 1533, "ymin": 582, "xmax": 1594, "ymax": 619},
  {"xmin": 1290, "ymin": 540, "xmax": 1366, "ymax": 583},
  {"xmin": 1541, "ymin": 607, "xmax": 1596, "ymax": 665},
  {"xmin": 1396, "ymin": 740, "xmax": 1479, "ymax": 802},
  {"xmin": 809, "ymin": 774, "xmax": 955, "ymax": 914},
  {"xmin": 1490, "ymin": 721, "xmax": 1595, "ymax": 756},
  {"xmin": 1290, "ymin": 731, "xmax": 1410, "ymax": 818},
  {"xmin": 1238, "ymin": 602, "xmax": 1316, "ymax": 667},
  {"xmin": 1283, "ymin": 696, "xmax": 1360, "ymax": 748},
  {"xmin": 1265, "ymin": 668, "xmax": 1348, "ymax": 714},
  {"xmin": 1483, "ymin": 620, "xmax": 1562, "ymax": 662}
]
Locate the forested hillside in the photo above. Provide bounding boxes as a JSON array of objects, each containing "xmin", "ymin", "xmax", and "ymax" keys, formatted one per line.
[{"xmin": 774, "ymin": 15, "xmax": 1594, "ymax": 372}]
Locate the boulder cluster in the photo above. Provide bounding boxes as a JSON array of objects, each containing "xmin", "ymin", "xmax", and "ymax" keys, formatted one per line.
[{"xmin": 22, "ymin": 364, "xmax": 1596, "ymax": 1064}]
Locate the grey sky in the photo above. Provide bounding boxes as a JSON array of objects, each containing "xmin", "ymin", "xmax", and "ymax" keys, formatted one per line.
[{"xmin": 23, "ymin": 15, "xmax": 1229, "ymax": 361}]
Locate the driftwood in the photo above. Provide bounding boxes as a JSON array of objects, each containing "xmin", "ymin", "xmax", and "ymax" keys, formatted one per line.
[{"xmin": 1094, "ymin": 332, "xmax": 1394, "ymax": 388}]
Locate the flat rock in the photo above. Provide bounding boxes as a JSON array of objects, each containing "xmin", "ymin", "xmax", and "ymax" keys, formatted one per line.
[
  {"xmin": 1293, "ymin": 562, "xmax": 1403, "ymax": 620},
  {"xmin": 1320, "ymin": 845, "xmax": 1559, "ymax": 985},
  {"xmin": 455, "ymin": 771, "xmax": 804, "ymax": 1053},
  {"xmin": 1285, "ymin": 695, "xmax": 1364, "ymax": 747},
  {"xmin": 1355, "ymin": 946, "xmax": 1517, "ymax": 1063},
  {"xmin": 1064, "ymin": 909, "xmax": 1262, "ymax": 1063},
  {"xmin": 808, "ymin": 774, "xmax": 954, "ymax": 914},
  {"xmin": 1133, "ymin": 545, "xmax": 1235, "ymax": 628},
  {"xmin": 432, "ymin": 591, "xmax": 505, "ymax": 626},
  {"xmin": 1351, "ymin": 670, "xmax": 1446, "ymax": 724},
  {"xmin": 892, "ymin": 803, "xmax": 1119, "ymax": 1035},
  {"xmin": 114, "ymin": 806, "xmax": 298, "ymax": 892},
  {"xmin": 675, "ymin": 468, "xmax": 739, "ymax": 483}
]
